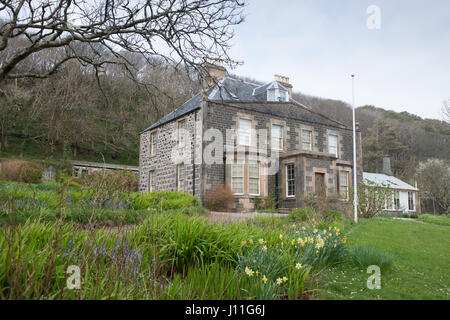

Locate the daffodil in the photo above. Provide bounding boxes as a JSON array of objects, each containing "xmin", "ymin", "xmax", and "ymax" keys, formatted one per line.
[
  {"xmin": 283, "ymin": 276, "xmax": 288, "ymax": 282},
  {"xmin": 249, "ymin": 239, "xmax": 253, "ymax": 244},
  {"xmin": 276, "ymin": 278, "xmax": 283, "ymax": 285},
  {"xmin": 279, "ymin": 234, "xmax": 283, "ymax": 240},
  {"xmin": 241, "ymin": 241, "xmax": 247, "ymax": 246},
  {"xmin": 258, "ymin": 239, "xmax": 264, "ymax": 245},
  {"xmin": 245, "ymin": 267, "xmax": 254, "ymax": 277},
  {"xmin": 296, "ymin": 263, "xmax": 302, "ymax": 270},
  {"xmin": 262, "ymin": 275, "xmax": 268, "ymax": 283},
  {"xmin": 262, "ymin": 245, "xmax": 267, "ymax": 252}
]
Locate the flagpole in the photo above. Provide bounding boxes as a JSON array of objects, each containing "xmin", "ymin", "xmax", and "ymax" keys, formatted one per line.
[{"xmin": 352, "ymin": 74, "xmax": 358, "ymax": 223}]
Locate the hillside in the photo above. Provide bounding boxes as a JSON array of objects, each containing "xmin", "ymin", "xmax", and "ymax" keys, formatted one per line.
[
  {"xmin": 295, "ymin": 92, "xmax": 450, "ymax": 181},
  {"xmin": 1, "ymin": 66, "xmax": 448, "ymax": 182}
]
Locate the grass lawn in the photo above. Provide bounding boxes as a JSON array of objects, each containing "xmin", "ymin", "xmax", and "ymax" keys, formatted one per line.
[{"xmin": 314, "ymin": 217, "xmax": 450, "ymax": 299}]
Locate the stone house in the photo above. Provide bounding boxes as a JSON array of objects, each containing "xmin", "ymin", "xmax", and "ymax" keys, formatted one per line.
[{"xmin": 139, "ymin": 61, "xmax": 363, "ymax": 211}]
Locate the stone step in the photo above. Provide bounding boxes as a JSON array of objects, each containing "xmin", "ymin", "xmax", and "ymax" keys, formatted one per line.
[{"xmin": 278, "ymin": 208, "xmax": 292, "ymax": 214}]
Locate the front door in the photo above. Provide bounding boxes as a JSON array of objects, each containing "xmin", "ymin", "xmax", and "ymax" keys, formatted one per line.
[{"xmin": 315, "ymin": 173, "xmax": 326, "ymax": 197}]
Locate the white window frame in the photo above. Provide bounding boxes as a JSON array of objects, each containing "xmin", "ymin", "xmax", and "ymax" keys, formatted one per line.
[
  {"xmin": 328, "ymin": 134, "xmax": 338, "ymax": 157},
  {"xmin": 408, "ymin": 191, "xmax": 415, "ymax": 211},
  {"xmin": 271, "ymin": 124, "xmax": 283, "ymax": 151},
  {"xmin": 339, "ymin": 171, "xmax": 349, "ymax": 201},
  {"xmin": 249, "ymin": 161, "xmax": 260, "ymax": 196},
  {"xmin": 238, "ymin": 118, "xmax": 252, "ymax": 147},
  {"xmin": 393, "ymin": 190, "xmax": 400, "ymax": 210},
  {"xmin": 302, "ymin": 129, "xmax": 312, "ymax": 151},
  {"xmin": 286, "ymin": 164, "xmax": 295, "ymax": 198},
  {"xmin": 177, "ymin": 163, "xmax": 185, "ymax": 192},
  {"xmin": 231, "ymin": 161, "xmax": 245, "ymax": 195}
]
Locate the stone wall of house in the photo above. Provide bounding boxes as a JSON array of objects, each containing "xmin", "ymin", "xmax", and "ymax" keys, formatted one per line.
[
  {"xmin": 203, "ymin": 101, "xmax": 363, "ymax": 211},
  {"xmin": 139, "ymin": 109, "xmax": 203, "ymax": 199}
]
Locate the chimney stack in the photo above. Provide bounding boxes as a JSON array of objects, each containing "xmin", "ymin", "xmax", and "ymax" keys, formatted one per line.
[
  {"xmin": 274, "ymin": 74, "xmax": 293, "ymax": 96},
  {"xmin": 382, "ymin": 155, "xmax": 393, "ymax": 176},
  {"xmin": 203, "ymin": 57, "xmax": 227, "ymax": 88}
]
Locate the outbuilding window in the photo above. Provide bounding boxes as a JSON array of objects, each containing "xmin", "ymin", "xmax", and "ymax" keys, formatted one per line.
[{"xmin": 408, "ymin": 192, "xmax": 415, "ymax": 211}]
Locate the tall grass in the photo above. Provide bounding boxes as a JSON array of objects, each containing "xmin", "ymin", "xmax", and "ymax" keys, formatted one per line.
[{"xmin": 350, "ymin": 246, "xmax": 394, "ymax": 272}]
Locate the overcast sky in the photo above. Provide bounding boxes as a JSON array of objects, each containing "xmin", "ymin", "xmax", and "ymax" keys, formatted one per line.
[{"xmin": 228, "ymin": 0, "xmax": 450, "ymax": 120}]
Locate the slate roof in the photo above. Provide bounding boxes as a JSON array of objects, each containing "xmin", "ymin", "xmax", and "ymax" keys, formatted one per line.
[
  {"xmin": 363, "ymin": 172, "xmax": 419, "ymax": 191},
  {"xmin": 142, "ymin": 77, "xmax": 347, "ymax": 133}
]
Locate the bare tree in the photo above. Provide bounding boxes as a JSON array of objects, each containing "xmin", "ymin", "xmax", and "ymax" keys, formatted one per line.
[
  {"xmin": 442, "ymin": 97, "xmax": 450, "ymax": 123},
  {"xmin": 0, "ymin": 0, "xmax": 245, "ymax": 82}
]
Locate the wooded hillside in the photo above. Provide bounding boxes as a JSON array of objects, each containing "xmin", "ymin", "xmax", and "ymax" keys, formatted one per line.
[{"xmin": 1, "ymin": 61, "xmax": 448, "ymax": 183}]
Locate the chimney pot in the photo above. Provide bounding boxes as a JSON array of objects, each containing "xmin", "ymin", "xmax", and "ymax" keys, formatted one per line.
[
  {"xmin": 274, "ymin": 74, "xmax": 293, "ymax": 96},
  {"xmin": 203, "ymin": 57, "xmax": 227, "ymax": 88}
]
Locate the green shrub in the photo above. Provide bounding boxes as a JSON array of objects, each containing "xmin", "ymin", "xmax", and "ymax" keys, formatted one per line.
[
  {"xmin": 350, "ymin": 246, "xmax": 394, "ymax": 272},
  {"xmin": 323, "ymin": 210, "xmax": 343, "ymax": 222},
  {"xmin": 19, "ymin": 162, "xmax": 43, "ymax": 184},
  {"xmin": 289, "ymin": 208, "xmax": 316, "ymax": 222}
]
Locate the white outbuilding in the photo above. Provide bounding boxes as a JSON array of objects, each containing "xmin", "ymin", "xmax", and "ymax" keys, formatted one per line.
[{"xmin": 363, "ymin": 172, "xmax": 420, "ymax": 214}]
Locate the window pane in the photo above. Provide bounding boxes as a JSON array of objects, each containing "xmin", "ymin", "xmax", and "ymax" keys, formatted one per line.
[
  {"xmin": 286, "ymin": 164, "xmax": 295, "ymax": 197},
  {"xmin": 329, "ymin": 135, "xmax": 338, "ymax": 155},
  {"xmin": 249, "ymin": 162, "xmax": 260, "ymax": 195},
  {"xmin": 249, "ymin": 162, "xmax": 259, "ymax": 178},
  {"xmin": 279, "ymin": 90, "xmax": 286, "ymax": 101},
  {"xmin": 271, "ymin": 125, "xmax": 283, "ymax": 150},
  {"xmin": 239, "ymin": 119, "xmax": 251, "ymax": 146},
  {"xmin": 231, "ymin": 163, "xmax": 244, "ymax": 194},
  {"xmin": 408, "ymin": 192, "xmax": 414, "ymax": 210},
  {"xmin": 340, "ymin": 171, "xmax": 349, "ymax": 200},
  {"xmin": 302, "ymin": 130, "xmax": 312, "ymax": 150}
]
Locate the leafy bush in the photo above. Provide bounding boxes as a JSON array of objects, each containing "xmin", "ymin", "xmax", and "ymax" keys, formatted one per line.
[
  {"xmin": 352, "ymin": 181, "xmax": 393, "ymax": 218},
  {"xmin": 350, "ymin": 246, "xmax": 394, "ymax": 272},
  {"xmin": 323, "ymin": 210, "xmax": 343, "ymax": 222},
  {"xmin": 0, "ymin": 159, "xmax": 43, "ymax": 184},
  {"xmin": 289, "ymin": 208, "xmax": 316, "ymax": 223},
  {"xmin": 203, "ymin": 185, "xmax": 234, "ymax": 211}
]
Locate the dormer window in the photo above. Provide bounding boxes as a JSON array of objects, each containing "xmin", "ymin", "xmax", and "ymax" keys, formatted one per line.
[
  {"xmin": 266, "ymin": 87, "xmax": 289, "ymax": 102},
  {"xmin": 267, "ymin": 89, "xmax": 275, "ymax": 101},
  {"xmin": 279, "ymin": 89, "xmax": 287, "ymax": 102}
]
